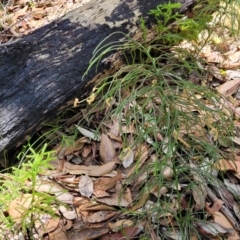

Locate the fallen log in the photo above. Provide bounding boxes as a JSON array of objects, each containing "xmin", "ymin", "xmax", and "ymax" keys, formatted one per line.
[{"xmin": 0, "ymin": 0, "xmax": 195, "ymax": 152}]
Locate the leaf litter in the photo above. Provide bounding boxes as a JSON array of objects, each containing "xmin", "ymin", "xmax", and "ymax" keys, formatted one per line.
[{"xmin": 3, "ymin": 2, "xmax": 240, "ymax": 240}]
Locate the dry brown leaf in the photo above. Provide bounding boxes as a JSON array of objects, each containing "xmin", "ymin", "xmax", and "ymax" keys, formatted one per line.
[
  {"xmin": 63, "ymin": 161, "xmax": 97, "ymax": 175},
  {"xmin": 224, "ymin": 179, "xmax": 240, "ymax": 196},
  {"xmin": 151, "ymin": 186, "xmax": 168, "ymax": 198},
  {"xmin": 214, "ymin": 159, "xmax": 240, "ymax": 173},
  {"xmin": 35, "ymin": 180, "xmax": 73, "ymax": 204},
  {"xmin": 79, "ymin": 175, "xmax": 93, "ymax": 198},
  {"xmin": 32, "ymin": 7, "xmax": 47, "ymax": 19},
  {"xmin": 63, "ymin": 219, "xmax": 73, "ymax": 231},
  {"xmin": 190, "ymin": 161, "xmax": 207, "ymax": 210},
  {"xmin": 228, "ymin": 161, "xmax": 240, "ymax": 174},
  {"xmin": 108, "ymin": 117, "xmax": 120, "ymax": 136},
  {"xmin": 127, "ymin": 144, "xmax": 149, "ymax": 177},
  {"xmin": 228, "ymin": 233, "xmax": 240, "ymax": 240},
  {"xmin": 64, "ymin": 137, "xmax": 86, "ymax": 155},
  {"xmin": 100, "ymin": 133, "xmax": 116, "ymax": 163},
  {"xmin": 217, "ymin": 79, "xmax": 240, "ymax": 96},
  {"xmin": 93, "ymin": 188, "xmax": 110, "ymax": 198},
  {"xmin": 97, "ymin": 194, "xmax": 131, "ymax": 207},
  {"xmin": 95, "ymin": 172, "xmax": 122, "ymax": 191},
  {"xmin": 107, "ymin": 132, "xmax": 122, "ymax": 142},
  {"xmin": 59, "ymin": 206, "xmax": 76, "ymax": 220},
  {"xmin": 101, "ymin": 224, "xmax": 144, "ymax": 240},
  {"xmin": 8, "ymin": 194, "xmax": 34, "ymax": 223},
  {"xmin": 131, "ymin": 191, "xmax": 149, "ymax": 211},
  {"xmin": 196, "ymin": 222, "xmax": 227, "ymax": 236},
  {"xmin": 163, "ymin": 159, "xmax": 174, "ymax": 179},
  {"xmin": 192, "ymin": 185, "xmax": 206, "ymax": 211},
  {"xmin": 84, "ymin": 204, "xmax": 116, "ymax": 211},
  {"xmin": 89, "ymin": 161, "xmax": 116, "ymax": 177},
  {"xmin": 211, "ymin": 199, "xmax": 224, "ymax": 212},
  {"xmin": 73, "ymin": 197, "xmax": 92, "ymax": 211},
  {"xmin": 67, "ymin": 226, "xmax": 109, "ymax": 240},
  {"xmin": 121, "ymin": 123, "xmax": 135, "ymax": 133},
  {"xmin": 49, "ymin": 227, "xmax": 69, "ymax": 240},
  {"xmin": 232, "ymin": 137, "xmax": 240, "ymax": 145},
  {"xmin": 214, "ymin": 159, "xmax": 234, "ymax": 171},
  {"xmin": 81, "ymin": 144, "xmax": 92, "ymax": 158},
  {"xmin": 12, "ymin": 5, "xmax": 28, "ymax": 22},
  {"xmin": 212, "ymin": 211, "xmax": 234, "ymax": 229},
  {"xmin": 45, "ymin": 217, "xmax": 60, "ymax": 233},
  {"xmin": 221, "ymin": 60, "xmax": 240, "ymax": 69},
  {"xmin": 87, "ymin": 211, "xmax": 117, "ymax": 223}
]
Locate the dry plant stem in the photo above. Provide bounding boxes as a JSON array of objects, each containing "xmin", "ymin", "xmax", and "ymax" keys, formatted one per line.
[{"xmin": 206, "ymin": 187, "xmax": 240, "ymax": 231}]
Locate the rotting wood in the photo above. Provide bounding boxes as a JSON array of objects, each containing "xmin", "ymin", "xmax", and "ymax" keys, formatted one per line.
[{"xmin": 0, "ymin": 0, "xmax": 195, "ymax": 153}]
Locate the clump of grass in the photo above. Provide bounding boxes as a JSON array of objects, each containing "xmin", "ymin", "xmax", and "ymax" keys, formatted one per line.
[{"xmin": 80, "ymin": 1, "xmax": 240, "ymax": 238}]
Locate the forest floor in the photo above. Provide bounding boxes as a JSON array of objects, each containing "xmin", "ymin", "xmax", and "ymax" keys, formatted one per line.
[
  {"xmin": 1, "ymin": 1, "xmax": 240, "ymax": 240},
  {"xmin": 0, "ymin": 0, "xmax": 91, "ymax": 44}
]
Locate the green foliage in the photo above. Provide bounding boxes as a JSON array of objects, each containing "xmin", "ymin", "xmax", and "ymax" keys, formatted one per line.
[{"xmin": 0, "ymin": 144, "xmax": 58, "ymax": 237}]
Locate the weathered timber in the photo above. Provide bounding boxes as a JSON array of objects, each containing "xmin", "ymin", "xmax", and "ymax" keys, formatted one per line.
[{"xmin": 0, "ymin": 0, "xmax": 195, "ymax": 152}]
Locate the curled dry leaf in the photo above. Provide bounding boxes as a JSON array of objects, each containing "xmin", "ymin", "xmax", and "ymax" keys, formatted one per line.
[
  {"xmin": 79, "ymin": 175, "xmax": 93, "ymax": 198},
  {"xmin": 81, "ymin": 144, "xmax": 92, "ymax": 158},
  {"xmin": 100, "ymin": 133, "xmax": 116, "ymax": 163},
  {"xmin": 76, "ymin": 125, "xmax": 100, "ymax": 141},
  {"xmin": 94, "ymin": 171, "xmax": 122, "ymax": 197},
  {"xmin": 64, "ymin": 137, "xmax": 86, "ymax": 155},
  {"xmin": 120, "ymin": 147, "xmax": 134, "ymax": 168}
]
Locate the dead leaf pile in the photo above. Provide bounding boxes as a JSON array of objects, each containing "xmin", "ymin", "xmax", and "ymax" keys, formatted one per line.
[{"xmin": 0, "ymin": 0, "xmax": 91, "ymax": 44}]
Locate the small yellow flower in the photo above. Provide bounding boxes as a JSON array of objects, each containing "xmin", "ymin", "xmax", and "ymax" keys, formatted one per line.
[
  {"xmin": 152, "ymin": 79, "xmax": 157, "ymax": 86},
  {"xmin": 106, "ymin": 97, "xmax": 113, "ymax": 107},
  {"xmin": 86, "ymin": 93, "xmax": 96, "ymax": 105},
  {"xmin": 73, "ymin": 98, "xmax": 80, "ymax": 107}
]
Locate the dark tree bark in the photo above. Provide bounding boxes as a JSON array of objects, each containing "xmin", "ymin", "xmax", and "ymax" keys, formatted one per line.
[{"xmin": 0, "ymin": 0, "xmax": 195, "ymax": 152}]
